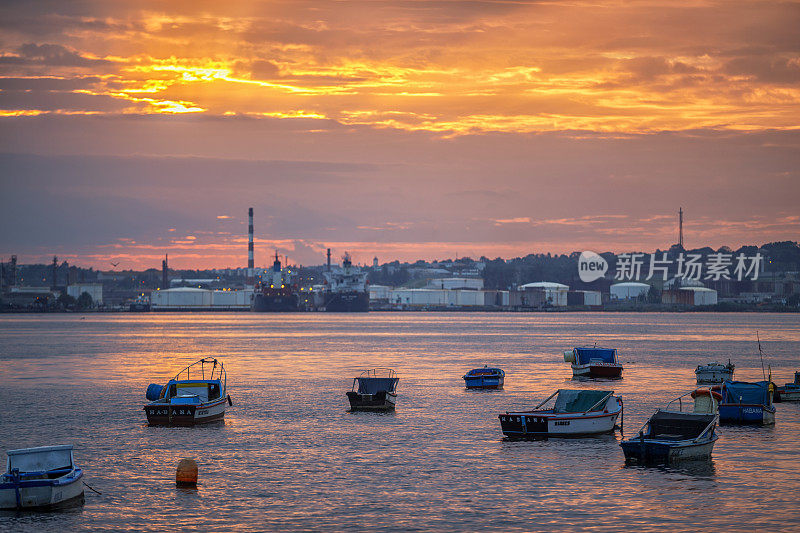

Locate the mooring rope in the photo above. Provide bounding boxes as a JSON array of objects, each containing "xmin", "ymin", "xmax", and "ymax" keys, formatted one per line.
[{"xmin": 83, "ymin": 481, "xmax": 102, "ymax": 495}]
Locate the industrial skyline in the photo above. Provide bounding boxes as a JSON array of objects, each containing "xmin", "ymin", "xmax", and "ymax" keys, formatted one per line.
[{"xmin": 1, "ymin": 1, "xmax": 799, "ymax": 269}]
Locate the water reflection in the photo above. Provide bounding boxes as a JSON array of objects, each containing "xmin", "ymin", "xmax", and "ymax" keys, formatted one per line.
[
  {"xmin": 1, "ymin": 312, "xmax": 799, "ymax": 531},
  {"xmin": 622, "ymin": 460, "xmax": 718, "ymax": 479}
]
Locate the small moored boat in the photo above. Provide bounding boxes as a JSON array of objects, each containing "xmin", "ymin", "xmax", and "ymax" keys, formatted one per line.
[
  {"xmin": 347, "ymin": 368, "xmax": 398, "ymax": 411},
  {"xmin": 695, "ymin": 360, "xmax": 734, "ymax": 384},
  {"xmin": 463, "ymin": 366, "xmax": 504, "ymax": 389},
  {"xmin": 1, "ymin": 445, "xmax": 84, "ymax": 510},
  {"xmin": 499, "ymin": 389, "xmax": 622, "ymax": 439},
  {"xmin": 620, "ymin": 389, "xmax": 720, "ymax": 464},
  {"xmin": 144, "ymin": 357, "xmax": 231, "ymax": 426},
  {"xmin": 717, "ymin": 380, "xmax": 775, "ymax": 425},
  {"xmin": 776, "ymin": 372, "xmax": 800, "ymax": 402},
  {"xmin": 563, "ymin": 347, "xmax": 623, "ymax": 379}
]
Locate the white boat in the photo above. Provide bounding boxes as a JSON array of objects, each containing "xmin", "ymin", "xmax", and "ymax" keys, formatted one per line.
[
  {"xmin": 620, "ymin": 389, "xmax": 720, "ymax": 464},
  {"xmin": 144, "ymin": 358, "xmax": 231, "ymax": 426},
  {"xmin": 1, "ymin": 445, "xmax": 84, "ymax": 510},
  {"xmin": 695, "ymin": 361, "xmax": 734, "ymax": 384},
  {"xmin": 777, "ymin": 372, "xmax": 800, "ymax": 402},
  {"xmin": 499, "ymin": 389, "xmax": 622, "ymax": 438}
]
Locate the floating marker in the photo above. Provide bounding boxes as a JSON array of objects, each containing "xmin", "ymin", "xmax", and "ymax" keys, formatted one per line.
[{"xmin": 176, "ymin": 458, "xmax": 198, "ymax": 487}]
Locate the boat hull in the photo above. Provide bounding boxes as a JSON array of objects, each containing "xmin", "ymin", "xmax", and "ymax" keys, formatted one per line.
[
  {"xmin": 719, "ymin": 403, "xmax": 775, "ymax": 425},
  {"xmin": 776, "ymin": 386, "xmax": 800, "ymax": 402},
  {"xmin": 325, "ymin": 291, "xmax": 369, "ymax": 312},
  {"xmin": 499, "ymin": 410, "xmax": 620, "ymax": 439},
  {"xmin": 621, "ymin": 436, "xmax": 717, "ymax": 464},
  {"xmin": 347, "ymin": 391, "xmax": 396, "ymax": 411},
  {"xmin": 0, "ymin": 469, "xmax": 84, "ymax": 510},
  {"xmin": 464, "ymin": 376, "xmax": 504, "ymax": 389},
  {"xmin": 695, "ymin": 370, "xmax": 733, "ymax": 384},
  {"xmin": 572, "ymin": 363, "xmax": 623, "ymax": 379},
  {"xmin": 251, "ymin": 293, "xmax": 298, "ymax": 312},
  {"xmin": 144, "ymin": 397, "xmax": 227, "ymax": 426}
]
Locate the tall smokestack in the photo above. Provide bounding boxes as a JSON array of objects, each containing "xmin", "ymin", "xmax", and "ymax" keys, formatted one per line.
[
  {"xmin": 162, "ymin": 254, "xmax": 168, "ymax": 289},
  {"xmin": 327, "ymin": 248, "xmax": 331, "ymax": 271},
  {"xmin": 248, "ymin": 207, "xmax": 254, "ymax": 284},
  {"xmin": 52, "ymin": 256, "xmax": 58, "ymax": 290},
  {"xmin": 679, "ymin": 207, "xmax": 684, "ymax": 250}
]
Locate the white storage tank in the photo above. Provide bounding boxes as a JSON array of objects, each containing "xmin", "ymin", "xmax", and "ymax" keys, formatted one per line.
[
  {"xmin": 390, "ymin": 288, "xmax": 448, "ymax": 307},
  {"xmin": 682, "ymin": 287, "xmax": 718, "ymax": 306},
  {"xmin": 455, "ymin": 290, "xmax": 484, "ymax": 306},
  {"xmin": 369, "ymin": 285, "xmax": 392, "ymax": 301},
  {"xmin": 610, "ymin": 282, "xmax": 650, "ymax": 300},
  {"xmin": 583, "ymin": 291, "xmax": 602, "ymax": 306},
  {"xmin": 425, "ymin": 278, "xmax": 484, "ymax": 290},
  {"xmin": 151, "ymin": 287, "xmax": 212, "ymax": 309},
  {"xmin": 518, "ymin": 282, "xmax": 569, "ymax": 307},
  {"xmin": 67, "ymin": 283, "xmax": 103, "ymax": 305}
]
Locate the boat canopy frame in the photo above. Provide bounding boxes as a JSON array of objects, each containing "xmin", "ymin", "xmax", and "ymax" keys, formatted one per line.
[
  {"xmin": 635, "ymin": 390, "xmax": 719, "ymax": 443},
  {"xmin": 351, "ymin": 368, "xmax": 398, "ymax": 394},
  {"xmin": 171, "ymin": 357, "xmax": 226, "ymax": 392},
  {"xmin": 528, "ymin": 389, "xmax": 615, "ymax": 414}
]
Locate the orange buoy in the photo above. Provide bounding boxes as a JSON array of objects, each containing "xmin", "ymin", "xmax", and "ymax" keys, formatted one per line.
[{"xmin": 176, "ymin": 458, "xmax": 198, "ymax": 487}]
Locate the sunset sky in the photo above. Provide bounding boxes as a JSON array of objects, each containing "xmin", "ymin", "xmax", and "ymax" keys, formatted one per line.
[{"xmin": 1, "ymin": 0, "xmax": 798, "ymax": 269}]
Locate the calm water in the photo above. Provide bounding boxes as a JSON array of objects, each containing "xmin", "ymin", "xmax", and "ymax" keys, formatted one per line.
[{"xmin": 1, "ymin": 312, "xmax": 800, "ymax": 532}]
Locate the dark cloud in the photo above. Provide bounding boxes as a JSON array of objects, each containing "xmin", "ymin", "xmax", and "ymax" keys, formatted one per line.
[
  {"xmin": 723, "ymin": 56, "xmax": 800, "ymax": 84},
  {"xmin": 1, "ymin": 119, "xmax": 799, "ymax": 260},
  {"xmin": 623, "ymin": 56, "xmax": 702, "ymax": 80},
  {"xmin": 249, "ymin": 60, "xmax": 280, "ymax": 79},
  {"xmin": 6, "ymin": 43, "xmax": 113, "ymax": 67},
  {"xmin": 0, "ymin": 90, "xmax": 136, "ymax": 113},
  {"xmin": 0, "ymin": 76, "xmax": 101, "ymax": 90}
]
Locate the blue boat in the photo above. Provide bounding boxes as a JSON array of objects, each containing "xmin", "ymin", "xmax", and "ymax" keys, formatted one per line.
[
  {"xmin": 718, "ymin": 380, "xmax": 775, "ymax": 425},
  {"xmin": 463, "ymin": 366, "xmax": 505, "ymax": 389},
  {"xmin": 563, "ymin": 347, "xmax": 623, "ymax": 379}
]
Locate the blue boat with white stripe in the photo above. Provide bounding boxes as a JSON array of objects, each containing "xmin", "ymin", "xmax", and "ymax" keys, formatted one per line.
[
  {"xmin": 463, "ymin": 366, "xmax": 505, "ymax": 389},
  {"xmin": 718, "ymin": 380, "xmax": 775, "ymax": 425},
  {"xmin": 1, "ymin": 445, "xmax": 84, "ymax": 510}
]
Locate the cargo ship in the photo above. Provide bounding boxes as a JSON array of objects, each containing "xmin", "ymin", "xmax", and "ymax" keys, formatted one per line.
[
  {"xmin": 323, "ymin": 252, "xmax": 369, "ymax": 312},
  {"xmin": 251, "ymin": 252, "xmax": 298, "ymax": 312}
]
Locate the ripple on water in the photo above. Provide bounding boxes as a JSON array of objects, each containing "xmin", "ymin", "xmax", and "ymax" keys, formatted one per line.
[{"xmin": 1, "ymin": 312, "xmax": 799, "ymax": 531}]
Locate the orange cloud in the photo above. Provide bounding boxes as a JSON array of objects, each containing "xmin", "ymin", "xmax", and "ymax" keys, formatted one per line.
[{"xmin": 0, "ymin": 1, "xmax": 798, "ymax": 133}]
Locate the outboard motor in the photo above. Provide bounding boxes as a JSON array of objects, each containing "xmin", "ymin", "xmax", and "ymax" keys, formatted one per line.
[{"xmin": 146, "ymin": 383, "xmax": 164, "ymax": 401}]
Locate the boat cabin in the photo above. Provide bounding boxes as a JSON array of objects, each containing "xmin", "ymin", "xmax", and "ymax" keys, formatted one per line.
[
  {"xmin": 644, "ymin": 411, "xmax": 717, "ymax": 441},
  {"xmin": 354, "ymin": 376, "xmax": 397, "ymax": 395},
  {"xmin": 564, "ymin": 347, "xmax": 623, "ymax": 378},
  {"xmin": 572, "ymin": 347, "xmax": 617, "ymax": 365},
  {"xmin": 5, "ymin": 445, "xmax": 75, "ymax": 479},
  {"xmin": 1, "ymin": 445, "xmax": 84, "ymax": 510},
  {"xmin": 163, "ymin": 379, "xmax": 224, "ymax": 404}
]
